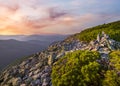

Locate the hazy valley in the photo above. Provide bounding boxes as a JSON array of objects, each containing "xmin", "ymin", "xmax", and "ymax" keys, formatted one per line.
[{"xmin": 0, "ymin": 35, "xmax": 67, "ymax": 70}]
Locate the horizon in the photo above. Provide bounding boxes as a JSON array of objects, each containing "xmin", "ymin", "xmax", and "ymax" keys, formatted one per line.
[
  {"xmin": 0, "ymin": 20, "xmax": 119, "ymax": 36},
  {"xmin": 0, "ymin": 0, "xmax": 120, "ymax": 35}
]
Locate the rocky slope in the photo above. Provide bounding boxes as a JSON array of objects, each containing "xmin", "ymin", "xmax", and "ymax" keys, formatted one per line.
[{"xmin": 0, "ymin": 31, "xmax": 120, "ymax": 86}]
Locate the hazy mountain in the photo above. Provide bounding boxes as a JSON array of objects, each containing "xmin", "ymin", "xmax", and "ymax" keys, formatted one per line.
[
  {"xmin": 0, "ymin": 35, "xmax": 67, "ymax": 70},
  {"xmin": 0, "ymin": 34, "xmax": 67, "ymax": 42}
]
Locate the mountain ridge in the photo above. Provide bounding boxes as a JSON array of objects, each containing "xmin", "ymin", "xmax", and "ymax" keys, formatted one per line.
[{"xmin": 0, "ymin": 34, "xmax": 67, "ymax": 71}]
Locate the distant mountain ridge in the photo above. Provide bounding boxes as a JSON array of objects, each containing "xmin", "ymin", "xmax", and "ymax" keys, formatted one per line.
[
  {"xmin": 0, "ymin": 35, "xmax": 67, "ymax": 70},
  {"xmin": 0, "ymin": 34, "xmax": 67, "ymax": 41}
]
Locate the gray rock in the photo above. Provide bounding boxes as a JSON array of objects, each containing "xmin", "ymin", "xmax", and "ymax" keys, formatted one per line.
[{"xmin": 35, "ymin": 79, "xmax": 41, "ymax": 85}]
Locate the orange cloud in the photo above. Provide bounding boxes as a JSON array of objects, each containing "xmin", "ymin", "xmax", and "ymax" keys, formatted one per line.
[
  {"xmin": 0, "ymin": 28, "xmax": 24, "ymax": 35},
  {"xmin": 0, "ymin": 13, "xmax": 103, "ymax": 35},
  {"xmin": 0, "ymin": 1, "xmax": 119, "ymax": 35}
]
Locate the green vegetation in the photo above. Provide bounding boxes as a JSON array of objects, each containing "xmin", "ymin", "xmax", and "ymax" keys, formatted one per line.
[
  {"xmin": 71, "ymin": 21, "xmax": 120, "ymax": 42},
  {"xmin": 52, "ymin": 50, "xmax": 102, "ymax": 86},
  {"xmin": 52, "ymin": 50, "xmax": 120, "ymax": 86},
  {"xmin": 103, "ymin": 70, "xmax": 120, "ymax": 86},
  {"xmin": 102, "ymin": 51, "xmax": 120, "ymax": 86},
  {"xmin": 109, "ymin": 51, "xmax": 120, "ymax": 71}
]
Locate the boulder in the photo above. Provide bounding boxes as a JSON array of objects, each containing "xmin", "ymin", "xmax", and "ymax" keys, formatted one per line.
[
  {"xmin": 20, "ymin": 84, "xmax": 26, "ymax": 86},
  {"xmin": 12, "ymin": 77, "xmax": 22, "ymax": 86}
]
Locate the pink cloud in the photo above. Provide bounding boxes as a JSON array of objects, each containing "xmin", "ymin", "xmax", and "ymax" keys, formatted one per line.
[
  {"xmin": 0, "ymin": 0, "xmax": 119, "ymax": 35},
  {"xmin": 47, "ymin": 7, "xmax": 67, "ymax": 20}
]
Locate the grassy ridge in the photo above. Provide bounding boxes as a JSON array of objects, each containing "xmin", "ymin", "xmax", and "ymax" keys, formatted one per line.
[{"xmin": 71, "ymin": 21, "xmax": 120, "ymax": 42}]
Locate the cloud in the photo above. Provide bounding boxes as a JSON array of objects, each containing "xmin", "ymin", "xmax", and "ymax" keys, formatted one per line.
[
  {"xmin": 0, "ymin": 11, "xmax": 120, "ymax": 35},
  {"xmin": 47, "ymin": 7, "xmax": 67, "ymax": 20},
  {"xmin": 19, "ymin": 7, "xmax": 69, "ymax": 29},
  {"xmin": 0, "ymin": 0, "xmax": 120, "ymax": 35},
  {"xmin": 39, "ymin": 13, "xmax": 120, "ymax": 35},
  {"xmin": 0, "ymin": 1, "xmax": 19, "ymax": 13}
]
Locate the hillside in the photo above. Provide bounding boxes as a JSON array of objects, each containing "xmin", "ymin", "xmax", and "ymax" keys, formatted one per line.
[
  {"xmin": 68, "ymin": 21, "xmax": 120, "ymax": 42},
  {"xmin": 0, "ymin": 21, "xmax": 120, "ymax": 86}
]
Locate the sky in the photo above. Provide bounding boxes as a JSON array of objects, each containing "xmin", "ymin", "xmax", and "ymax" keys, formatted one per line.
[{"xmin": 0, "ymin": 0, "xmax": 120, "ymax": 35}]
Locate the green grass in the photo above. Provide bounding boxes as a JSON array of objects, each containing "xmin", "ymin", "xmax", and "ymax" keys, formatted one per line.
[{"xmin": 69, "ymin": 21, "xmax": 120, "ymax": 42}]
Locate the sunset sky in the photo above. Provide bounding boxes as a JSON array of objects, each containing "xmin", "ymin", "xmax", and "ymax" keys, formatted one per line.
[{"xmin": 0, "ymin": 0, "xmax": 120, "ymax": 35}]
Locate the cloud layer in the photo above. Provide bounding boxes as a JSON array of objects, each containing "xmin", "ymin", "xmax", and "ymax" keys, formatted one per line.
[{"xmin": 0, "ymin": 0, "xmax": 120, "ymax": 35}]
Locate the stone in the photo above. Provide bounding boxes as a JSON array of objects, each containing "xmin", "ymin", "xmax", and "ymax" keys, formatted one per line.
[
  {"xmin": 43, "ymin": 77, "xmax": 51, "ymax": 83},
  {"xmin": 48, "ymin": 55, "xmax": 53, "ymax": 66},
  {"xmin": 20, "ymin": 84, "xmax": 26, "ymax": 86},
  {"xmin": 23, "ymin": 75, "xmax": 28, "ymax": 80},
  {"xmin": 41, "ymin": 73, "xmax": 49, "ymax": 82},
  {"xmin": 42, "ymin": 81, "xmax": 49, "ymax": 86},
  {"xmin": 32, "ymin": 73, "xmax": 41, "ymax": 80},
  {"xmin": 12, "ymin": 77, "xmax": 22, "ymax": 86},
  {"xmin": 30, "ymin": 81, "xmax": 36, "ymax": 86},
  {"xmin": 90, "ymin": 41, "xmax": 95, "ymax": 46},
  {"xmin": 29, "ymin": 72, "xmax": 34, "ymax": 77},
  {"xmin": 25, "ymin": 77, "xmax": 33, "ymax": 85},
  {"xmin": 20, "ymin": 61, "xmax": 27, "ymax": 67},
  {"xmin": 34, "ymin": 69, "xmax": 40, "ymax": 75},
  {"xmin": 109, "ymin": 39, "xmax": 115, "ymax": 45},
  {"xmin": 35, "ymin": 79, "xmax": 41, "ymax": 85},
  {"xmin": 35, "ymin": 62, "xmax": 43, "ymax": 68},
  {"xmin": 56, "ymin": 52, "xmax": 65, "ymax": 59},
  {"xmin": 97, "ymin": 33, "xmax": 100, "ymax": 42},
  {"xmin": 44, "ymin": 66, "xmax": 51, "ymax": 73}
]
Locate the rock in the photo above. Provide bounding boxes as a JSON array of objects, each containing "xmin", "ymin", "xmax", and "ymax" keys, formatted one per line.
[
  {"xmin": 25, "ymin": 63, "xmax": 31, "ymax": 69},
  {"xmin": 34, "ymin": 69, "xmax": 40, "ymax": 75},
  {"xmin": 44, "ymin": 66, "xmax": 51, "ymax": 73},
  {"xmin": 12, "ymin": 77, "xmax": 22, "ymax": 86},
  {"xmin": 20, "ymin": 83, "xmax": 26, "ymax": 86},
  {"xmin": 23, "ymin": 75, "xmax": 28, "ymax": 80},
  {"xmin": 25, "ymin": 77, "xmax": 33, "ymax": 85},
  {"xmin": 56, "ymin": 52, "xmax": 65, "ymax": 59},
  {"xmin": 29, "ymin": 72, "xmax": 34, "ymax": 77},
  {"xmin": 41, "ymin": 73, "xmax": 49, "ymax": 82},
  {"xmin": 30, "ymin": 81, "xmax": 36, "ymax": 86},
  {"xmin": 90, "ymin": 41, "xmax": 95, "ymax": 46},
  {"xmin": 109, "ymin": 39, "xmax": 115, "ymax": 45},
  {"xmin": 43, "ymin": 77, "xmax": 51, "ymax": 83},
  {"xmin": 32, "ymin": 73, "xmax": 41, "ymax": 80},
  {"xmin": 35, "ymin": 62, "xmax": 43, "ymax": 68},
  {"xmin": 48, "ymin": 53, "xmax": 56, "ymax": 66},
  {"xmin": 42, "ymin": 79, "xmax": 49, "ymax": 86},
  {"xmin": 20, "ymin": 60, "xmax": 29, "ymax": 67},
  {"xmin": 97, "ymin": 33, "xmax": 100, "ymax": 42},
  {"xmin": 35, "ymin": 79, "xmax": 41, "ymax": 85}
]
